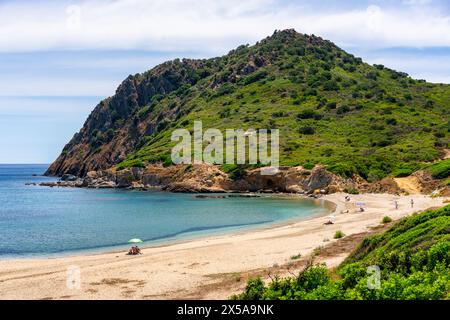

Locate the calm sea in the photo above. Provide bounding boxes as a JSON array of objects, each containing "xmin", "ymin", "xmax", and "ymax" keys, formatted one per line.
[{"xmin": 0, "ymin": 164, "xmax": 330, "ymax": 258}]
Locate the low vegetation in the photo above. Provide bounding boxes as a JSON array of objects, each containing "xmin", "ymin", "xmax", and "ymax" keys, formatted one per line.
[
  {"xmin": 334, "ymin": 230, "xmax": 345, "ymax": 239},
  {"xmin": 290, "ymin": 253, "xmax": 302, "ymax": 260},
  {"xmin": 427, "ymin": 159, "xmax": 450, "ymax": 179},
  {"xmin": 382, "ymin": 216, "xmax": 393, "ymax": 223},
  {"xmin": 232, "ymin": 205, "xmax": 450, "ymax": 300}
]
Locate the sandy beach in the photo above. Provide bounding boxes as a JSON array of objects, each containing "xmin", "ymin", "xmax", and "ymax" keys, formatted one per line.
[{"xmin": 0, "ymin": 192, "xmax": 447, "ymax": 300}]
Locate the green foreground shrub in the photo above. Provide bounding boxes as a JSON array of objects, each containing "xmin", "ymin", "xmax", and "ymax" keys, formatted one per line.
[
  {"xmin": 232, "ymin": 205, "xmax": 450, "ymax": 300},
  {"xmin": 428, "ymin": 159, "xmax": 450, "ymax": 179}
]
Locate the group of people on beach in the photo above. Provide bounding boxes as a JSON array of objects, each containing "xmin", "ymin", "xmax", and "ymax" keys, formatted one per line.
[
  {"xmin": 127, "ymin": 246, "xmax": 142, "ymax": 255},
  {"xmin": 394, "ymin": 199, "xmax": 414, "ymax": 210},
  {"xmin": 344, "ymin": 196, "xmax": 415, "ymax": 213}
]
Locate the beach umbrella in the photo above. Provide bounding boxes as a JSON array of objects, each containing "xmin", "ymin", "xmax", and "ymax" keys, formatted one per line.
[{"xmin": 128, "ymin": 238, "xmax": 143, "ymax": 243}]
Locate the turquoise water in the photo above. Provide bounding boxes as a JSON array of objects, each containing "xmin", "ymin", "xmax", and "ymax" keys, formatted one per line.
[{"xmin": 0, "ymin": 164, "xmax": 330, "ymax": 258}]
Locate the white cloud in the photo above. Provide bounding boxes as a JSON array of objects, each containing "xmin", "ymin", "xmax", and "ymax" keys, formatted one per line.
[
  {"xmin": 0, "ymin": 0, "xmax": 449, "ymax": 53},
  {"xmin": 0, "ymin": 76, "xmax": 115, "ymax": 96},
  {"xmin": 362, "ymin": 53, "xmax": 450, "ymax": 83},
  {"xmin": 402, "ymin": 0, "xmax": 432, "ymax": 5}
]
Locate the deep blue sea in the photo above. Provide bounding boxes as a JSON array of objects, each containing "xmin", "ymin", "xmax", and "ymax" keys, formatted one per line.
[{"xmin": 0, "ymin": 164, "xmax": 330, "ymax": 258}]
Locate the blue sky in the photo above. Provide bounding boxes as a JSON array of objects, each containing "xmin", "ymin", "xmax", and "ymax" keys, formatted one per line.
[{"xmin": 0, "ymin": 0, "xmax": 449, "ymax": 163}]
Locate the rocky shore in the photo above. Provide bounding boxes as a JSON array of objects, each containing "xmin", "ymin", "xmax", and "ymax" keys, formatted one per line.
[{"xmin": 39, "ymin": 164, "xmax": 411, "ymax": 195}]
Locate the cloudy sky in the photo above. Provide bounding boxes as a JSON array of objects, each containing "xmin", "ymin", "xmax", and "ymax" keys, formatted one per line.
[{"xmin": 1, "ymin": 0, "xmax": 449, "ymax": 163}]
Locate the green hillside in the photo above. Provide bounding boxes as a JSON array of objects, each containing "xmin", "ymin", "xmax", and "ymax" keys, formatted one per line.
[
  {"xmin": 46, "ymin": 29, "xmax": 450, "ymax": 180},
  {"xmin": 233, "ymin": 205, "xmax": 450, "ymax": 300}
]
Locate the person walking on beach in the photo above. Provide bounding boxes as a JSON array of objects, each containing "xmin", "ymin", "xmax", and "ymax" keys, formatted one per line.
[
  {"xmin": 394, "ymin": 200, "xmax": 398, "ymax": 210},
  {"xmin": 410, "ymin": 199, "xmax": 414, "ymax": 208}
]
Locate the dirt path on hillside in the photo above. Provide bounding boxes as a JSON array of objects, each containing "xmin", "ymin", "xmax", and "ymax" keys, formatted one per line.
[{"xmin": 394, "ymin": 176, "xmax": 422, "ymax": 194}]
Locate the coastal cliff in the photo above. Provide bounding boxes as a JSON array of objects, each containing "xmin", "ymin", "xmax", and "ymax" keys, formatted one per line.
[{"xmin": 46, "ymin": 29, "xmax": 450, "ymax": 193}]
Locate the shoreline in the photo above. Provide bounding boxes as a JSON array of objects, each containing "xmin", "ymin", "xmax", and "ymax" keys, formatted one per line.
[
  {"xmin": 0, "ymin": 194, "xmax": 334, "ymax": 261},
  {"xmin": 0, "ymin": 193, "xmax": 447, "ymax": 299}
]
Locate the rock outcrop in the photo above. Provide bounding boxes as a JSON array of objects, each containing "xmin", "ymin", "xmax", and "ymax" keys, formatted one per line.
[{"xmin": 39, "ymin": 164, "xmax": 403, "ymax": 195}]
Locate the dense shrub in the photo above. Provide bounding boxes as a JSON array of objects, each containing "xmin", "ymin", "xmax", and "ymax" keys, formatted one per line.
[
  {"xmin": 392, "ymin": 168, "xmax": 414, "ymax": 178},
  {"xmin": 428, "ymin": 159, "xmax": 450, "ymax": 179},
  {"xmin": 116, "ymin": 159, "xmax": 146, "ymax": 170},
  {"xmin": 327, "ymin": 163, "xmax": 357, "ymax": 178},
  {"xmin": 233, "ymin": 206, "xmax": 450, "ymax": 300},
  {"xmin": 299, "ymin": 126, "xmax": 315, "ymax": 135},
  {"xmin": 221, "ymin": 164, "xmax": 248, "ymax": 180},
  {"xmin": 382, "ymin": 216, "xmax": 393, "ymax": 223},
  {"xmin": 297, "ymin": 109, "xmax": 322, "ymax": 120},
  {"xmin": 303, "ymin": 162, "xmax": 315, "ymax": 170},
  {"xmin": 215, "ymin": 83, "xmax": 235, "ymax": 96},
  {"xmin": 334, "ymin": 230, "xmax": 345, "ymax": 239},
  {"xmin": 336, "ymin": 105, "xmax": 351, "ymax": 114},
  {"xmin": 241, "ymin": 70, "xmax": 269, "ymax": 85}
]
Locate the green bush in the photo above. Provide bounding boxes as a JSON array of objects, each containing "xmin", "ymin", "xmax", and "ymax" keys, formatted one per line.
[
  {"xmin": 327, "ymin": 163, "xmax": 357, "ymax": 178},
  {"xmin": 334, "ymin": 230, "xmax": 345, "ymax": 239},
  {"xmin": 233, "ymin": 205, "xmax": 450, "ymax": 300},
  {"xmin": 303, "ymin": 162, "xmax": 315, "ymax": 170},
  {"xmin": 336, "ymin": 105, "xmax": 350, "ymax": 114},
  {"xmin": 299, "ymin": 126, "xmax": 315, "ymax": 135},
  {"xmin": 367, "ymin": 169, "xmax": 385, "ymax": 182},
  {"xmin": 241, "ymin": 70, "xmax": 268, "ymax": 85},
  {"xmin": 158, "ymin": 154, "xmax": 173, "ymax": 167},
  {"xmin": 220, "ymin": 164, "xmax": 248, "ymax": 180},
  {"xmin": 297, "ymin": 109, "xmax": 322, "ymax": 120},
  {"xmin": 392, "ymin": 168, "xmax": 414, "ymax": 177},
  {"xmin": 428, "ymin": 159, "xmax": 450, "ymax": 179},
  {"xmin": 382, "ymin": 216, "xmax": 392, "ymax": 223},
  {"xmin": 116, "ymin": 159, "xmax": 146, "ymax": 170},
  {"xmin": 290, "ymin": 253, "xmax": 302, "ymax": 260},
  {"xmin": 344, "ymin": 187, "xmax": 359, "ymax": 194}
]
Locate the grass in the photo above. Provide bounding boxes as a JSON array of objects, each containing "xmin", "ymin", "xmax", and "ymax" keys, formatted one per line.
[
  {"xmin": 312, "ymin": 246, "xmax": 323, "ymax": 257},
  {"xmin": 426, "ymin": 159, "xmax": 450, "ymax": 179},
  {"xmin": 290, "ymin": 253, "xmax": 302, "ymax": 260},
  {"xmin": 382, "ymin": 216, "xmax": 393, "ymax": 224},
  {"xmin": 334, "ymin": 230, "xmax": 345, "ymax": 239},
  {"xmin": 443, "ymin": 178, "xmax": 450, "ymax": 186}
]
